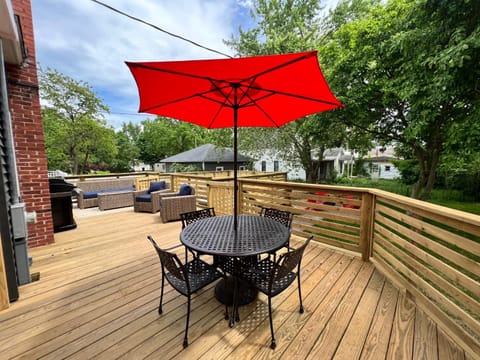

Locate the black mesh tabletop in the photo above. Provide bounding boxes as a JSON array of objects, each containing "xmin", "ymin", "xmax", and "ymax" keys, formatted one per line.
[{"xmin": 180, "ymin": 215, "xmax": 290, "ymax": 257}]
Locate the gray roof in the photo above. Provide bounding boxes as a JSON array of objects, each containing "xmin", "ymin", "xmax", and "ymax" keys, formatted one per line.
[{"xmin": 160, "ymin": 144, "xmax": 253, "ymax": 163}]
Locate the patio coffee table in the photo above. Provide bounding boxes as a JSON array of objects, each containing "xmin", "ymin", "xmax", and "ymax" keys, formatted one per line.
[{"xmin": 180, "ymin": 214, "xmax": 290, "ymax": 326}]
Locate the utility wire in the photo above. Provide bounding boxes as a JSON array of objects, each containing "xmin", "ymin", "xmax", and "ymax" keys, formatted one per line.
[{"xmin": 90, "ymin": 0, "xmax": 233, "ymax": 59}]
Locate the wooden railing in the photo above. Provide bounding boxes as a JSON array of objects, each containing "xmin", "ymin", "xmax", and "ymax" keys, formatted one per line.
[
  {"xmin": 371, "ymin": 189, "xmax": 480, "ymax": 357},
  {"xmin": 134, "ymin": 174, "xmax": 160, "ymax": 191},
  {"xmin": 207, "ymin": 179, "xmax": 480, "ymax": 356},
  {"xmin": 167, "ymin": 171, "xmax": 287, "ymax": 208},
  {"xmin": 225, "ymin": 179, "xmax": 371, "ymax": 259}
]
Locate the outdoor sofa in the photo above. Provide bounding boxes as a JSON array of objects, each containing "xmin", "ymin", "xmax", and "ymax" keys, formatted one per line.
[{"xmin": 76, "ymin": 178, "xmax": 135, "ymax": 209}]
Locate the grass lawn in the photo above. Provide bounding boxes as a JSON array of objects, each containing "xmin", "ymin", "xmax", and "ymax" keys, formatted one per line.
[
  {"xmin": 429, "ymin": 200, "xmax": 480, "ymax": 215},
  {"xmin": 336, "ymin": 178, "xmax": 480, "ymax": 215}
]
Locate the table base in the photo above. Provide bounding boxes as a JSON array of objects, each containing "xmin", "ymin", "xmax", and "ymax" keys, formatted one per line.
[{"xmin": 214, "ymin": 276, "xmax": 258, "ymax": 306}]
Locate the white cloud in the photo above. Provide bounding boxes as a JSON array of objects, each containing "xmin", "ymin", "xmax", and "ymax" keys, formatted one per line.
[
  {"xmin": 32, "ymin": 0, "xmax": 244, "ymax": 128},
  {"xmin": 32, "ymin": 0, "xmax": 339, "ymax": 129}
]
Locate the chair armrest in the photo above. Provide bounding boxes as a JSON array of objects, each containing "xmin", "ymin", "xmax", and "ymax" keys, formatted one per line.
[
  {"xmin": 165, "ymin": 243, "xmax": 184, "ymax": 251},
  {"xmin": 150, "ymin": 188, "xmax": 173, "ymax": 196},
  {"xmin": 158, "ymin": 191, "xmax": 180, "ymax": 198},
  {"xmin": 133, "ymin": 189, "xmax": 149, "ymax": 196}
]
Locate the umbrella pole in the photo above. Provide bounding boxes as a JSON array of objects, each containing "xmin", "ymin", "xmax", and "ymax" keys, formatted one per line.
[{"xmin": 233, "ymin": 103, "xmax": 238, "ymax": 231}]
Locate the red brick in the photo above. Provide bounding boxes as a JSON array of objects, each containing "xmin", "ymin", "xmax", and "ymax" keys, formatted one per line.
[{"xmin": 5, "ymin": 0, "xmax": 54, "ymax": 248}]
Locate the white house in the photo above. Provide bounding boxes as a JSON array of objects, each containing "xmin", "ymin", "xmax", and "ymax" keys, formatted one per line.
[
  {"xmin": 363, "ymin": 145, "xmax": 401, "ymax": 179},
  {"xmin": 252, "ymin": 147, "xmax": 357, "ymax": 181},
  {"xmin": 252, "ymin": 153, "xmax": 306, "ymax": 181},
  {"xmin": 131, "ymin": 162, "xmax": 152, "ymax": 172}
]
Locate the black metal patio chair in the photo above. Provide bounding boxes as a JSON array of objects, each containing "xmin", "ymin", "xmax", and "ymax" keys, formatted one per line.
[
  {"xmin": 147, "ymin": 235, "xmax": 222, "ymax": 348},
  {"xmin": 259, "ymin": 207, "xmax": 294, "ymax": 261},
  {"xmin": 180, "ymin": 208, "xmax": 216, "ymax": 260},
  {"xmin": 238, "ymin": 235, "xmax": 312, "ymax": 349}
]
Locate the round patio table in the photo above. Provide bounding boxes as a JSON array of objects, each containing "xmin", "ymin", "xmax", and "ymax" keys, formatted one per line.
[{"xmin": 180, "ymin": 214, "xmax": 290, "ymax": 325}]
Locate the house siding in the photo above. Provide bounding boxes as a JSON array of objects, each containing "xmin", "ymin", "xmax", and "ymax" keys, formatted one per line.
[{"xmin": 5, "ymin": 0, "xmax": 54, "ymax": 248}]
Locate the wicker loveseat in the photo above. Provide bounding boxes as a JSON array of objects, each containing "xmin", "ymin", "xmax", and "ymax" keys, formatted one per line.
[
  {"xmin": 159, "ymin": 184, "xmax": 196, "ymax": 223},
  {"xmin": 76, "ymin": 178, "xmax": 135, "ymax": 209}
]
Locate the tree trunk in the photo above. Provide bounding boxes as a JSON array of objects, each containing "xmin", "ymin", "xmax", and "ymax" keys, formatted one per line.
[{"xmin": 411, "ymin": 123, "xmax": 443, "ymax": 200}]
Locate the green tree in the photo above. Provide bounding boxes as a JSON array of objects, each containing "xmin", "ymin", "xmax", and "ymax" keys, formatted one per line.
[
  {"xmin": 112, "ymin": 122, "xmax": 142, "ymax": 172},
  {"xmin": 225, "ymin": 0, "xmax": 357, "ymax": 182},
  {"xmin": 39, "ymin": 67, "xmax": 116, "ymax": 174},
  {"xmin": 138, "ymin": 117, "xmax": 199, "ymax": 167},
  {"xmin": 321, "ymin": 0, "xmax": 480, "ymax": 199}
]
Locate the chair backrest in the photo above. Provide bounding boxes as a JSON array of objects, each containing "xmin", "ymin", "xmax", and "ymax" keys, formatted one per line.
[
  {"xmin": 260, "ymin": 207, "xmax": 293, "ymax": 229},
  {"xmin": 272, "ymin": 235, "xmax": 312, "ymax": 284},
  {"xmin": 181, "ymin": 208, "xmax": 216, "ymax": 229},
  {"xmin": 147, "ymin": 236, "xmax": 186, "ymax": 283}
]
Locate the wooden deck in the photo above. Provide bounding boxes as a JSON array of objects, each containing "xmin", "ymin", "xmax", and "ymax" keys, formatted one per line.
[{"xmin": 0, "ymin": 208, "xmax": 470, "ymax": 359}]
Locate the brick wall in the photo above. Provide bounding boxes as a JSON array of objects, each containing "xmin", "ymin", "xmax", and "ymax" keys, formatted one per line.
[{"xmin": 5, "ymin": 0, "xmax": 54, "ymax": 247}]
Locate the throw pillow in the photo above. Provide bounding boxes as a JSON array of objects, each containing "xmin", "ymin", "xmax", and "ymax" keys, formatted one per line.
[
  {"xmin": 147, "ymin": 181, "xmax": 166, "ymax": 194},
  {"xmin": 178, "ymin": 183, "xmax": 192, "ymax": 196}
]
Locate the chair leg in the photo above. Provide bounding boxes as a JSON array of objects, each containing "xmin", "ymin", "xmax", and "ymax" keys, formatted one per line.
[
  {"xmin": 223, "ymin": 274, "xmax": 229, "ymax": 320},
  {"xmin": 229, "ymin": 276, "xmax": 238, "ymax": 328},
  {"xmin": 184, "ymin": 295, "xmax": 191, "ymax": 348},
  {"xmin": 297, "ymin": 273, "xmax": 304, "ymax": 314},
  {"xmin": 268, "ymin": 296, "xmax": 276, "ymax": 349},
  {"xmin": 159, "ymin": 274, "xmax": 165, "ymax": 314}
]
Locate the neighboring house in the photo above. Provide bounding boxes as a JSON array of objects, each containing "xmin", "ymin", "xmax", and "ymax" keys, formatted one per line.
[
  {"xmin": 1, "ymin": 0, "xmax": 54, "ymax": 302},
  {"xmin": 252, "ymin": 153, "xmax": 306, "ymax": 181},
  {"xmin": 156, "ymin": 143, "xmax": 254, "ymax": 172},
  {"xmin": 317, "ymin": 147, "xmax": 356, "ymax": 181},
  {"xmin": 253, "ymin": 147, "xmax": 356, "ymax": 182},
  {"xmin": 131, "ymin": 162, "xmax": 152, "ymax": 172},
  {"xmin": 363, "ymin": 145, "xmax": 401, "ymax": 180}
]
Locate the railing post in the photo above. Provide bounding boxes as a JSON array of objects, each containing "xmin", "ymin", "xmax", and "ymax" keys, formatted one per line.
[
  {"xmin": 238, "ymin": 180, "xmax": 244, "ymax": 214},
  {"xmin": 359, "ymin": 192, "xmax": 375, "ymax": 261}
]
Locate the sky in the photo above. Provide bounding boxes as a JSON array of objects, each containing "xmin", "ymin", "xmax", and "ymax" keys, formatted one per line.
[{"xmin": 31, "ymin": 0, "xmax": 338, "ymax": 130}]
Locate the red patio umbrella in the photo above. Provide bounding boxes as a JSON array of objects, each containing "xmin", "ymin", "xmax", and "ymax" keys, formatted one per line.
[{"xmin": 126, "ymin": 50, "xmax": 343, "ymax": 229}]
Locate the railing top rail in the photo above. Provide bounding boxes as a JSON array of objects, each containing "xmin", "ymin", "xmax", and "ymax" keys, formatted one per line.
[
  {"xmin": 65, "ymin": 171, "xmax": 159, "ymax": 181},
  {"xmin": 238, "ymin": 178, "xmax": 371, "ymax": 193},
  {"xmin": 237, "ymin": 178, "xmax": 480, "ymax": 227},
  {"xmin": 372, "ymin": 188, "xmax": 480, "ymax": 227}
]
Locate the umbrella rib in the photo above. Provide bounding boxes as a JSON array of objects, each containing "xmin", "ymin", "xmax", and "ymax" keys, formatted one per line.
[
  {"xmin": 128, "ymin": 62, "xmax": 215, "ymax": 82},
  {"xmin": 140, "ymin": 86, "xmax": 234, "ymax": 113},
  {"xmin": 239, "ymin": 52, "xmax": 316, "ymax": 85},
  {"xmin": 241, "ymin": 84, "xmax": 342, "ymax": 108}
]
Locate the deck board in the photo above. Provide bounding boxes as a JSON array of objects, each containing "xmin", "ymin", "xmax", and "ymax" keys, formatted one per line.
[{"xmin": 0, "ymin": 207, "xmax": 468, "ymax": 359}]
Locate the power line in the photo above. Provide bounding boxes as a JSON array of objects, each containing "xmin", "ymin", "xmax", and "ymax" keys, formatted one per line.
[{"xmin": 90, "ymin": 0, "xmax": 233, "ymax": 59}]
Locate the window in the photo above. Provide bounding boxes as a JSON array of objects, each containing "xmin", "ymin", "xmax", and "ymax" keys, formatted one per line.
[
  {"xmin": 384, "ymin": 165, "xmax": 391, "ymax": 171},
  {"xmin": 273, "ymin": 161, "xmax": 279, "ymax": 172},
  {"xmin": 261, "ymin": 161, "xmax": 266, "ymax": 171}
]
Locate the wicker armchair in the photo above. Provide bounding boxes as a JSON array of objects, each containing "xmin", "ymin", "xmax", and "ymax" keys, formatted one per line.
[
  {"xmin": 133, "ymin": 181, "xmax": 171, "ymax": 213},
  {"xmin": 160, "ymin": 185, "xmax": 196, "ymax": 223}
]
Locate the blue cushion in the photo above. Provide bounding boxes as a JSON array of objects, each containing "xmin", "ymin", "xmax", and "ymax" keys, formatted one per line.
[
  {"xmin": 83, "ymin": 191, "xmax": 98, "ymax": 199},
  {"xmin": 148, "ymin": 181, "xmax": 166, "ymax": 194},
  {"xmin": 135, "ymin": 194, "xmax": 151, "ymax": 203},
  {"xmin": 84, "ymin": 187, "xmax": 135, "ymax": 199},
  {"xmin": 179, "ymin": 183, "xmax": 192, "ymax": 196}
]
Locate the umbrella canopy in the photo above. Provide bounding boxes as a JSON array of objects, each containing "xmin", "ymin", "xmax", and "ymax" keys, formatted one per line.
[
  {"xmin": 126, "ymin": 51, "xmax": 342, "ymax": 128},
  {"xmin": 126, "ymin": 50, "xmax": 343, "ymax": 229}
]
